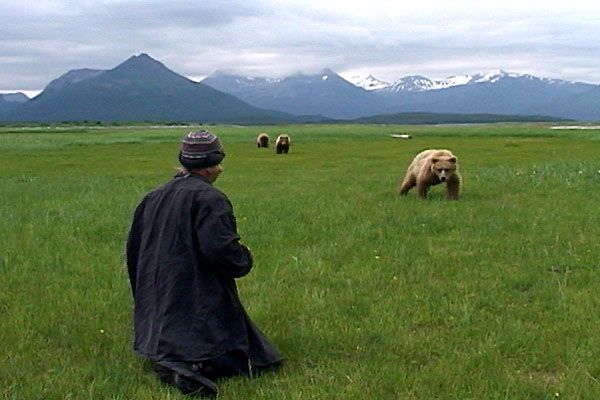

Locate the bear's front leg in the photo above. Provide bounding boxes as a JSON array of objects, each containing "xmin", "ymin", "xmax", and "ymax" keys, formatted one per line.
[
  {"xmin": 446, "ymin": 178, "xmax": 460, "ymax": 200},
  {"xmin": 416, "ymin": 182, "xmax": 429, "ymax": 199}
]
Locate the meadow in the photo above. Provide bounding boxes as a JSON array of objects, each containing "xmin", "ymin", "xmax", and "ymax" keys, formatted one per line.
[{"xmin": 1, "ymin": 123, "xmax": 600, "ymax": 399}]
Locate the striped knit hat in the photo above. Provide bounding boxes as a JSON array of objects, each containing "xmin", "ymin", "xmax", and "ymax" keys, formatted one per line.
[{"xmin": 178, "ymin": 130, "xmax": 225, "ymax": 169}]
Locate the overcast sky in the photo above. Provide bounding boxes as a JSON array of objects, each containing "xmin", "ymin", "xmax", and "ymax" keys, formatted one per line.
[{"xmin": 2, "ymin": 0, "xmax": 599, "ymax": 96}]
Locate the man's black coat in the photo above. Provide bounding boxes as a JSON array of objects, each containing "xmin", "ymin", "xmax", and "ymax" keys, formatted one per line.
[{"xmin": 126, "ymin": 173, "xmax": 282, "ymax": 370}]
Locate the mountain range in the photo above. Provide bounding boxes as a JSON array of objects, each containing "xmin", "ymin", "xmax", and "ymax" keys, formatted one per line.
[
  {"xmin": 202, "ymin": 69, "xmax": 599, "ymax": 121},
  {"xmin": 1, "ymin": 53, "xmax": 598, "ymax": 123}
]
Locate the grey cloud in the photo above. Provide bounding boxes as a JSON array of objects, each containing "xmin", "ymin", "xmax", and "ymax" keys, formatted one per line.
[{"xmin": 1, "ymin": 0, "xmax": 600, "ymax": 91}]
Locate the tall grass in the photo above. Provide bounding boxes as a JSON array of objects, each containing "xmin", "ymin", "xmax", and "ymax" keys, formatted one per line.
[{"xmin": 1, "ymin": 124, "xmax": 600, "ymax": 399}]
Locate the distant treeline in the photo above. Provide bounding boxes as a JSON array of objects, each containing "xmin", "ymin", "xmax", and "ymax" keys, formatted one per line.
[
  {"xmin": 0, "ymin": 112, "xmax": 570, "ymax": 129},
  {"xmin": 347, "ymin": 112, "xmax": 571, "ymax": 125}
]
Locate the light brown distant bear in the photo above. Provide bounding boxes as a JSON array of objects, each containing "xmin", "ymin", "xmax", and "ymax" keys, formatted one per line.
[
  {"xmin": 399, "ymin": 149, "xmax": 461, "ymax": 200},
  {"xmin": 256, "ymin": 133, "xmax": 270, "ymax": 148},
  {"xmin": 275, "ymin": 134, "xmax": 290, "ymax": 154}
]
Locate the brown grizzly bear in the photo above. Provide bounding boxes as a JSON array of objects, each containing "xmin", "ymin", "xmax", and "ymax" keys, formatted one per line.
[
  {"xmin": 275, "ymin": 134, "xmax": 290, "ymax": 154},
  {"xmin": 399, "ymin": 149, "xmax": 461, "ymax": 200},
  {"xmin": 256, "ymin": 133, "xmax": 270, "ymax": 148}
]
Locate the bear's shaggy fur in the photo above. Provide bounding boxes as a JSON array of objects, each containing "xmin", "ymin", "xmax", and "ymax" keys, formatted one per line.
[
  {"xmin": 275, "ymin": 134, "xmax": 290, "ymax": 154},
  {"xmin": 399, "ymin": 149, "xmax": 461, "ymax": 200},
  {"xmin": 256, "ymin": 133, "xmax": 270, "ymax": 148}
]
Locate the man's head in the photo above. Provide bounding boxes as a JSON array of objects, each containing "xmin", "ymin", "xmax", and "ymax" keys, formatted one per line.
[{"xmin": 179, "ymin": 130, "xmax": 225, "ymax": 182}]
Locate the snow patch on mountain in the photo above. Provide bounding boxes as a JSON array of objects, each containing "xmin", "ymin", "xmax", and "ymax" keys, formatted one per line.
[
  {"xmin": 433, "ymin": 74, "xmax": 472, "ymax": 89},
  {"xmin": 389, "ymin": 75, "xmax": 436, "ymax": 91},
  {"xmin": 341, "ymin": 74, "xmax": 390, "ymax": 91}
]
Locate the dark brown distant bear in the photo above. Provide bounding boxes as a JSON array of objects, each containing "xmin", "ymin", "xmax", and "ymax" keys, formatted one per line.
[
  {"xmin": 275, "ymin": 134, "xmax": 290, "ymax": 154},
  {"xmin": 399, "ymin": 149, "xmax": 461, "ymax": 200},
  {"xmin": 256, "ymin": 133, "xmax": 270, "ymax": 148}
]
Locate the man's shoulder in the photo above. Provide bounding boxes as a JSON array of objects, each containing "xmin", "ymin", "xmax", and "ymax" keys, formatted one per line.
[
  {"xmin": 177, "ymin": 176, "xmax": 230, "ymax": 202},
  {"xmin": 157, "ymin": 175, "xmax": 211, "ymax": 192},
  {"xmin": 145, "ymin": 175, "xmax": 230, "ymax": 205}
]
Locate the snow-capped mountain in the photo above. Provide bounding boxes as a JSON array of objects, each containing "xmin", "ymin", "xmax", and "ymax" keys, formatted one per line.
[
  {"xmin": 4, "ymin": 55, "xmax": 598, "ymax": 122},
  {"xmin": 203, "ymin": 69, "xmax": 389, "ymax": 119},
  {"xmin": 472, "ymin": 69, "xmax": 518, "ymax": 84},
  {"xmin": 351, "ymin": 69, "xmax": 579, "ymax": 93},
  {"xmin": 202, "ymin": 67, "xmax": 599, "ymax": 121},
  {"xmin": 196, "ymin": 70, "xmax": 282, "ymax": 96},
  {"xmin": 346, "ymin": 72, "xmax": 483, "ymax": 92},
  {"xmin": 388, "ymin": 75, "xmax": 437, "ymax": 92},
  {"xmin": 342, "ymin": 74, "xmax": 390, "ymax": 91}
]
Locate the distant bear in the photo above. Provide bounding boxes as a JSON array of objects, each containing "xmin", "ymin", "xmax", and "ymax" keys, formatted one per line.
[
  {"xmin": 399, "ymin": 149, "xmax": 461, "ymax": 200},
  {"xmin": 275, "ymin": 134, "xmax": 290, "ymax": 154},
  {"xmin": 256, "ymin": 133, "xmax": 270, "ymax": 148}
]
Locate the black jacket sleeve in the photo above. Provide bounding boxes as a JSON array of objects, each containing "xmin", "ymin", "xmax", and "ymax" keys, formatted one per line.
[
  {"xmin": 195, "ymin": 193, "xmax": 253, "ymax": 278},
  {"xmin": 126, "ymin": 198, "xmax": 146, "ymax": 297}
]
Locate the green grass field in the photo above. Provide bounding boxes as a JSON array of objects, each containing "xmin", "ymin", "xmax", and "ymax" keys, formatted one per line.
[{"xmin": 1, "ymin": 123, "xmax": 600, "ymax": 399}]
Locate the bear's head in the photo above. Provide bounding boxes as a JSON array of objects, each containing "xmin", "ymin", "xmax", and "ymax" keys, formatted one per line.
[
  {"xmin": 430, "ymin": 156, "xmax": 457, "ymax": 182},
  {"xmin": 277, "ymin": 135, "xmax": 290, "ymax": 146},
  {"xmin": 257, "ymin": 133, "xmax": 269, "ymax": 146}
]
